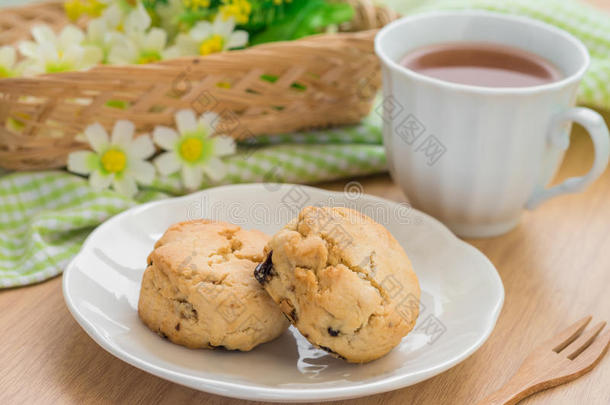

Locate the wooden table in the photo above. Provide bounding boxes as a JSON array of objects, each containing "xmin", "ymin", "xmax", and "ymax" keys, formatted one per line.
[
  {"xmin": 2, "ymin": 112, "xmax": 609, "ymax": 404},
  {"xmin": 2, "ymin": 1, "xmax": 610, "ymax": 403}
]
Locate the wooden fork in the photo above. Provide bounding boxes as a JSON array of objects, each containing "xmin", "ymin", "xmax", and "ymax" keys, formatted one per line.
[{"xmin": 477, "ymin": 316, "xmax": 610, "ymax": 405}]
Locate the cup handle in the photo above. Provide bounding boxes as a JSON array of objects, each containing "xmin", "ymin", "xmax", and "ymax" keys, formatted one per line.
[{"xmin": 526, "ymin": 107, "xmax": 610, "ymax": 210}]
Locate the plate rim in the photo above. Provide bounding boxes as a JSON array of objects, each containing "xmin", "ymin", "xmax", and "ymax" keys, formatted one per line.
[{"xmin": 63, "ymin": 183, "xmax": 504, "ymax": 402}]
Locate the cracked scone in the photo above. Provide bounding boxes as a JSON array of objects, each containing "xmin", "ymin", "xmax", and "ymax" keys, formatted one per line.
[
  {"xmin": 138, "ymin": 219, "xmax": 289, "ymax": 351},
  {"xmin": 255, "ymin": 206, "xmax": 420, "ymax": 363}
]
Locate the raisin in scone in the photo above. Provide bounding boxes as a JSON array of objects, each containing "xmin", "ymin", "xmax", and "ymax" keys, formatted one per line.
[
  {"xmin": 255, "ymin": 206, "xmax": 420, "ymax": 363},
  {"xmin": 138, "ymin": 219, "xmax": 289, "ymax": 351}
]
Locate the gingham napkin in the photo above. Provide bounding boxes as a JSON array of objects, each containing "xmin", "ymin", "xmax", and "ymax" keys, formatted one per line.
[
  {"xmin": 0, "ymin": 131, "xmax": 386, "ymax": 288},
  {"xmin": 2, "ymin": 0, "xmax": 610, "ymax": 288}
]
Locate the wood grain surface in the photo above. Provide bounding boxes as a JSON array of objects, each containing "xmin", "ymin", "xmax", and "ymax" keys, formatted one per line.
[
  {"xmin": 2, "ymin": 2, "xmax": 610, "ymax": 404},
  {"xmin": 1, "ymin": 115, "xmax": 609, "ymax": 405}
]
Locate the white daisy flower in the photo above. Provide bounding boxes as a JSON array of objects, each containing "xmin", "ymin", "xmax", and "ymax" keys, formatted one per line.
[
  {"xmin": 68, "ymin": 120, "xmax": 156, "ymax": 197},
  {"xmin": 108, "ymin": 28, "xmax": 168, "ymax": 64},
  {"xmin": 18, "ymin": 25, "xmax": 103, "ymax": 75},
  {"xmin": 153, "ymin": 110, "xmax": 236, "ymax": 189},
  {"xmin": 101, "ymin": 1, "xmax": 150, "ymax": 33},
  {"xmin": 0, "ymin": 46, "xmax": 19, "ymax": 78},
  {"xmin": 84, "ymin": 17, "xmax": 124, "ymax": 63},
  {"xmin": 163, "ymin": 15, "xmax": 248, "ymax": 58}
]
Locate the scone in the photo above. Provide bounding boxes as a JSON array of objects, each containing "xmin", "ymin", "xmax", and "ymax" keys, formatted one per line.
[
  {"xmin": 138, "ymin": 219, "xmax": 289, "ymax": 351},
  {"xmin": 255, "ymin": 206, "xmax": 420, "ymax": 363}
]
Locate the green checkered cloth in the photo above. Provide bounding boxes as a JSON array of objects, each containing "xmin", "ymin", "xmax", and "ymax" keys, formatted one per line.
[
  {"xmin": 0, "ymin": 173, "xmax": 135, "ymax": 287},
  {"xmin": 0, "ymin": 138, "xmax": 386, "ymax": 288},
  {"xmin": 2, "ymin": 0, "xmax": 610, "ymax": 288}
]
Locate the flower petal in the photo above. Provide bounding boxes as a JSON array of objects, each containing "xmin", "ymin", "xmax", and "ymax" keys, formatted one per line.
[
  {"xmin": 89, "ymin": 170, "xmax": 113, "ymax": 191},
  {"xmin": 181, "ymin": 164, "xmax": 203, "ymax": 189},
  {"xmin": 213, "ymin": 136, "xmax": 236, "ymax": 156},
  {"xmin": 108, "ymin": 41, "xmax": 137, "ymax": 65},
  {"xmin": 153, "ymin": 126, "xmax": 179, "ymax": 150},
  {"xmin": 85, "ymin": 123, "xmax": 109, "ymax": 153},
  {"xmin": 67, "ymin": 150, "xmax": 98, "ymax": 175},
  {"xmin": 0, "ymin": 46, "xmax": 16, "ymax": 69},
  {"xmin": 129, "ymin": 159, "xmax": 155, "ymax": 185},
  {"xmin": 175, "ymin": 35, "xmax": 199, "ymax": 56},
  {"xmin": 213, "ymin": 15, "xmax": 234, "ymax": 37},
  {"xmin": 199, "ymin": 112, "xmax": 219, "ymax": 133},
  {"xmin": 128, "ymin": 134, "xmax": 155, "ymax": 159},
  {"xmin": 32, "ymin": 25, "xmax": 56, "ymax": 45},
  {"xmin": 80, "ymin": 45, "xmax": 103, "ymax": 68},
  {"xmin": 190, "ymin": 21, "xmax": 212, "ymax": 41},
  {"xmin": 18, "ymin": 41, "xmax": 39, "ymax": 59},
  {"xmin": 125, "ymin": 4, "xmax": 152, "ymax": 33},
  {"xmin": 111, "ymin": 120, "xmax": 135, "ymax": 148},
  {"xmin": 18, "ymin": 59, "xmax": 42, "ymax": 76},
  {"xmin": 145, "ymin": 28, "xmax": 167, "ymax": 52},
  {"xmin": 202, "ymin": 157, "xmax": 227, "ymax": 182},
  {"xmin": 162, "ymin": 45, "xmax": 181, "ymax": 60},
  {"xmin": 175, "ymin": 109, "xmax": 197, "ymax": 134},
  {"xmin": 59, "ymin": 25, "xmax": 85, "ymax": 49},
  {"xmin": 227, "ymin": 30, "xmax": 248, "ymax": 49},
  {"xmin": 62, "ymin": 44, "xmax": 84, "ymax": 66},
  {"xmin": 113, "ymin": 174, "xmax": 138, "ymax": 197},
  {"xmin": 86, "ymin": 18, "xmax": 106, "ymax": 43},
  {"xmin": 154, "ymin": 152, "xmax": 181, "ymax": 175},
  {"xmin": 102, "ymin": 4, "xmax": 123, "ymax": 29}
]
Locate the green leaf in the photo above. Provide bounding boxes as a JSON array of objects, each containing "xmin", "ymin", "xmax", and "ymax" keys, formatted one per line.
[
  {"xmin": 251, "ymin": 0, "xmax": 354, "ymax": 45},
  {"xmin": 292, "ymin": 3, "xmax": 354, "ymax": 39}
]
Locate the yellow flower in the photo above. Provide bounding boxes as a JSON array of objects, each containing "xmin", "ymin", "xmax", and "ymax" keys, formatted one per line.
[
  {"xmin": 65, "ymin": 0, "xmax": 107, "ymax": 21},
  {"xmin": 219, "ymin": 0, "xmax": 251, "ymax": 25},
  {"xmin": 182, "ymin": 0, "xmax": 210, "ymax": 10}
]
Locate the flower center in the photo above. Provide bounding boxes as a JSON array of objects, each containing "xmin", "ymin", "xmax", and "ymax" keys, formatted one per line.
[
  {"xmin": 180, "ymin": 138, "xmax": 204, "ymax": 162},
  {"xmin": 101, "ymin": 149, "xmax": 127, "ymax": 173},
  {"xmin": 46, "ymin": 61, "xmax": 71, "ymax": 73},
  {"xmin": 138, "ymin": 51, "xmax": 161, "ymax": 64},
  {"xmin": 0, "ymin": 66, "xmax": 11, "ymax": 78},
  {"xmin": 199, "ymin": 35, "xmax": 224, "ymax": 56}
]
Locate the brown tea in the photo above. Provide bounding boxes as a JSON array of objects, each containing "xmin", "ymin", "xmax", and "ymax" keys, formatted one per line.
[{"xmin": 401, "ymin": 42, "xmax": 562, "ymax": 88}]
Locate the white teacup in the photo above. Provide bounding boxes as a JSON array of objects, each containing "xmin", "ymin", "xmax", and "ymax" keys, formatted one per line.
[{"xmin": 375, "ymin": 11, "xmax": 610, "ymax": 238}]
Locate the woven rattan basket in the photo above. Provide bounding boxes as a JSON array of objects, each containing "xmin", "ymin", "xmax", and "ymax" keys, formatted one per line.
[{"xmin": 0, "ymin": 0, "xmax": 397, "ymax": 170}]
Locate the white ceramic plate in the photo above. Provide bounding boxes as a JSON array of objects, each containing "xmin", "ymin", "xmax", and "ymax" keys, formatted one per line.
[{"xmin": 63, "ymin": 184, "xmax": 504, "ymax": 402}]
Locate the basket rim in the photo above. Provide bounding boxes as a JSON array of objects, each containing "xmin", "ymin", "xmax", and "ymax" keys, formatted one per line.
[
  {"xmin": 0, "ymin": 29, "xmax": 378, "ymax": 84},
  {"xmin": 0, "ymin": 0, "xmax": 394, "ymax": 84}
]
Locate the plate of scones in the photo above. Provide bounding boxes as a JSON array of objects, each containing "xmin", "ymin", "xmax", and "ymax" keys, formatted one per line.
[{"xmin": 63, "ymin": 183, "xmax": 504, "ymax": 402}]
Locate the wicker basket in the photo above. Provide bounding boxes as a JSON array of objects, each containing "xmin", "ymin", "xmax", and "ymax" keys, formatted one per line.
[{"xmin": 0, "ymin": 0, "xmax": 397, "ymax": 171}]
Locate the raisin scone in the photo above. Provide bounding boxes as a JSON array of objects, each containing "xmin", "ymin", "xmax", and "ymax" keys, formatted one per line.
[
  {"xmin": 255, "ymin": 206, "xmax": 420, "ymax": 363},
  {"xmin": 138, "ymin": 219, "xmax": 289, "ymax": 351}
]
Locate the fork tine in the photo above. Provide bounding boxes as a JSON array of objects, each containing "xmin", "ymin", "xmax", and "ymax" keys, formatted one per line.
[
  {"xmin": 564, "ymin": 321, "xmax": 606, "ymax": 359},
  {"xmin": 548, "ymin": 316, "xmax": 592, "ymax": 352},
  {"xmin": 568, "ymin": 330, "xmax": 610, "ymax": 369}
]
